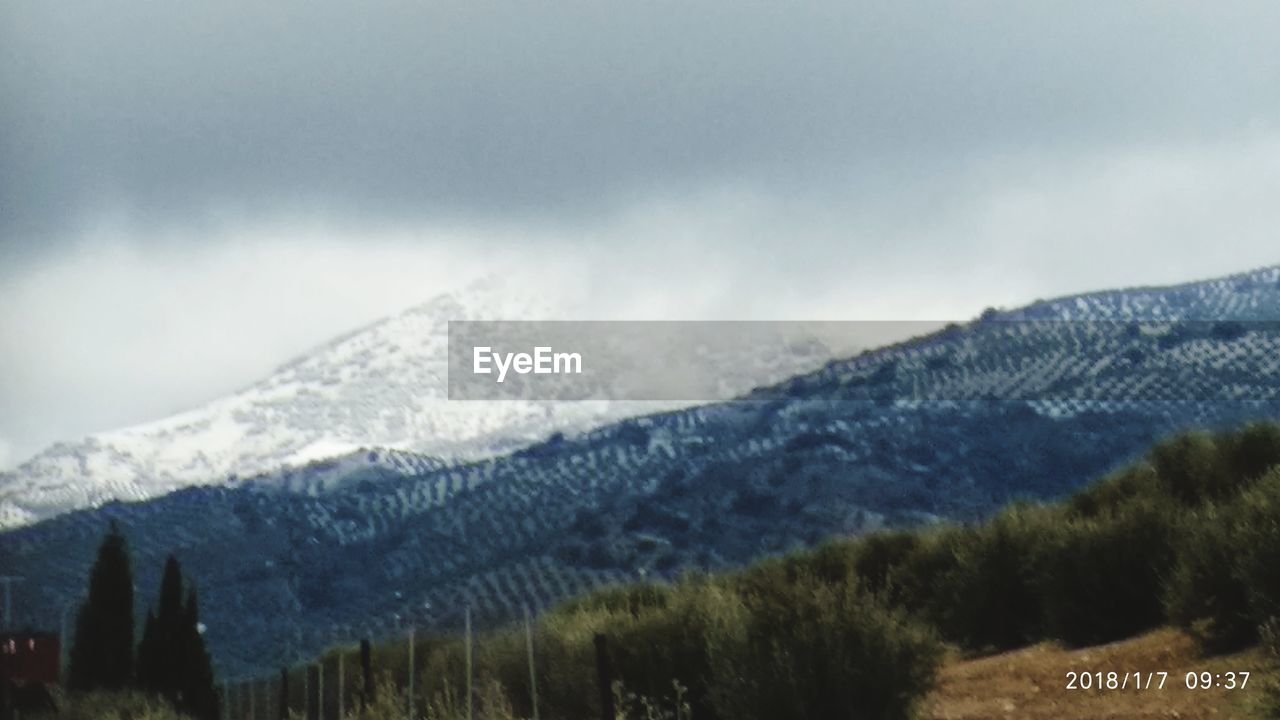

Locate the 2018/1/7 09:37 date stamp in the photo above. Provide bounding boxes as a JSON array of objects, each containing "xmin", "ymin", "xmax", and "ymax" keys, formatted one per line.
[{"xmin": 1065, "ymin": 671, "xmax": 1251, "ymax": 690}]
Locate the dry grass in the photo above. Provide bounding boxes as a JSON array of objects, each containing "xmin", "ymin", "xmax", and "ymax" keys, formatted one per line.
[{"xmin": 922, "ymin": 628, "xmax": 1277, "ymax": 720}]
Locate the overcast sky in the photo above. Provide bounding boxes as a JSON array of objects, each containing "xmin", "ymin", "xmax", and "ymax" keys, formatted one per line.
[{"xmin": 3, "ymin": 1, "xmax": 1280, "ymax": 468}]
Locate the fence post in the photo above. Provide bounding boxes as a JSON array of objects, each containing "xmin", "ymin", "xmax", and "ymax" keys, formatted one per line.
[
  {"xmin": 59, "ymin": 604, "xmax": 71, "ymax": 680},
  {"xmin": 279, "ymin": 668, "xmax": 289, "ymax": 720},
  {"xmin": 407, "ymin": 628, "xmax": 415, "ymax": 720},
  {"xmin": 318, "ymin": 662, "xmax": 325, "ymax": 720},
  {"xmin": 594, "ymin": 634, "xmax": 615, "ymax": 720},
  {"xmin": 337, "ymin": 652, "xmax": 344, "ymax": 720},
  {"xmin": 465, "ymin": 607, "xmax": 473, "ymax": 720},
  {"xmin": 306, "ymin": 665, "xmax": 318, "ymax": 720},
  {"xmin": 360, "ymin": 639, "xmax": 373, "ymax": 711},
  {"xmin": 524, "ymin": 605, "xmax": 540, "ymax": 720},
  {"xmin": 249, "ymin": 679, "xmax": 256, "ymax": 720}
]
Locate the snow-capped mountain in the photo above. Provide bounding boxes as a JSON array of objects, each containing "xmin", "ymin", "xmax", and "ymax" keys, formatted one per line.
[
  {"xmin": 0, "ymin": 277, "xmax": 848, "ymax": 528},
  {"xmin": 6, "ymin": 265, "xmax": 1280, "ymax": 677}
]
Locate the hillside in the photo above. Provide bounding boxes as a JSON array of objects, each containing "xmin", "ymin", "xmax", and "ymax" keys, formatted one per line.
[
  {"xmin": 0, "ymin": 277, "xmax": 841, "ymax": 528},
  {"xmin": 3, "ymin": 266, "xmax": 1280, "ymax": 677},
  {"xmin": 258, "ymin": 422, "xmax": 1280, "ymax": 720}
]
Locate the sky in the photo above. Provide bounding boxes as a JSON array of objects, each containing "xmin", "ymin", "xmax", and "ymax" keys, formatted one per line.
[{"xmin": 2, "ymin": 1, "xmax": 1280, "ymax": 469}]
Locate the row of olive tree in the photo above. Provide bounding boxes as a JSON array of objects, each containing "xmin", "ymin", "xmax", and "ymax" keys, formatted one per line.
[
  {"xmin": 347, "ymin": 424, "xmax": 1280, "ymax": 720},
  {"xmin": 343, "ymin": 573, "xmax": 941, "ymax": 720}
]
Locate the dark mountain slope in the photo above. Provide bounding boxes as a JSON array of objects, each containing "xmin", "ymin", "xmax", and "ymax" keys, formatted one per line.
[{"xmin": 4, "ymin": 266, "xmax": 1280, "ymax": 677}]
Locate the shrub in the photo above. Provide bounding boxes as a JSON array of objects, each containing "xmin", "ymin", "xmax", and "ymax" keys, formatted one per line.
[
  {"xmin": 1233, "ymin": 470, "xmax": 1280, "ymax": 631},
  {"xmin": 558, "ymin": 582, "xmax": 673, "ymax": 617},
  {"xmin": 708, "ymin": 573, "xmax": 941, "ymax": 720},
  {"xmin": 53, "ymin": 690, "xmax": 191, "ymax": 720},
  {"xmin": 1220, "ymin": 422, "xmax": 1280, "ymax": 485},
  {"xmin": 529, "ymin": 607, "xmax": 614, "ymax": 720},
  {"xmin": 613, "ymin": 680, "xmax": 693, "ymax": 720},
  {"xmin": 933, "ymin": 506, "xmax": 1051, "ymax": 651},
  {"xmin": 358, "ymin": 675, "xmax": 412, "ymax": 720},
  {"xmin": 300, "ymin": 423, "xmax": 1280, "ymax": 719},
  {"xmin": 882, "ymin": 527, "xmax": 966, "ymax": 623},
  {"xmin": 850, "ymin": 531, "xmax": 920, "ymax": 597},
  {"xmin": 523, "ymin": 581, "xmax": 745, "ymax": 720},
  {"xmin": 1036, "ymin": 496, "xmax": 1178, "ymax": 646},
  {"xmin": 1163, "ymin": 505, "xmax": 1256, "ymax": 652},
  {"xmin": 1149, "ymin": 431, "xmax": 1234, "ymax": 505},
  {"xmin": 1166, "ymin": 469, "xmax": 1280, "ymax": 654},
  {"xmin": 1067, "ymin": 465, "xmax": 1160, "ymax": 519},
  {"xmin": 609, "ymin": 582, "xmax": 739, "ymax": 720},
  {"xmin": 413, "ymin": 569, "xmax": 944, "ymax": 720}
]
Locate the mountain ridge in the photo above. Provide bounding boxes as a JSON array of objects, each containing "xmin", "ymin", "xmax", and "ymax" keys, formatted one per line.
[
  {"xmin": 0, "ymin": 276, "xmax": 844, "ymax": 528},
  {"xmin": 4, "ymin": 265, "xmax": 1280, "ymax": 677}
]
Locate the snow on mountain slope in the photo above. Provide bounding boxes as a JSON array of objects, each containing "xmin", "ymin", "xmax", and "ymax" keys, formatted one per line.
[
  {"xmin": 9, "ymin": 265, "xmax": 1280, "ymax": 676},
  {"xmin": 0, "ymin": 277, "xmax": 848, "ymax": 528}
]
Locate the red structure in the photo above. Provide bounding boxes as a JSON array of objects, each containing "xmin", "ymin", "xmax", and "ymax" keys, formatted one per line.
[{"xmin": 0, "ymin": 632, "xmax": 60, "ymax": 686}]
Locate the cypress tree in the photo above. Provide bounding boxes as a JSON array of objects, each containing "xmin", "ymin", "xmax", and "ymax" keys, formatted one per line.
[
  {"xmin": 137, "ymin": 610, "xmax": 159, "ymax": 692},
  {"xmin": 137, "ymin": 555, "xmax": 219, "ymax": 720},
  {"xmin": 68, "ymin": 521, "xmax": 136, "ymax": 690},
  {"xmin": 181, "ymin": 587, "xmax": 219, "ymax": 720},
  {"xmin": 139, "ymin": 556, "xmax": 185, "ymax": 696}
]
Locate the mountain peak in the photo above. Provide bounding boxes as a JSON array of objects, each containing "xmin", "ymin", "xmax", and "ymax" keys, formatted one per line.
[{"xmin": 0, "ymin": 274, "xmax": 835, "ymax": 528}]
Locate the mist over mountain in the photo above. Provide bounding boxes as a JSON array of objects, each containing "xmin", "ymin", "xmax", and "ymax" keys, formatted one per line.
[
  {"xmin": 3, "ymin": 266, "xmax": 1280, "ymax": 677},
  {"xmin": 0, "ymin": 277, "xmax": 846, "ymax": 529}
]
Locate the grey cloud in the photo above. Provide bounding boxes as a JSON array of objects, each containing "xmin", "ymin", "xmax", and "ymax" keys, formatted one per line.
[
  {"xmin": 4, "ymin": 0, "xmax": 1280, "ymax": 468},
  {"xmin": 4, "ymin": 1, "xmax": 1279, "ymax": 250}
]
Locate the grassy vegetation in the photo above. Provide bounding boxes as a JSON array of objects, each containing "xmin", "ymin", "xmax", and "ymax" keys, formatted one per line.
[
  {"xmin": 323, "ymin": 573, "xmax": 940, "ymax": 720},
  {"xmin": 48, "ymin": 689, "xmax": 193, "ymax": 720},
  {"xmin": 342, "ymin": 423, "xmax": 1280, "ymax": 719},
  {"xmin": 65, "ymin": 422, "xmax": 1280, "ymax": 720}
]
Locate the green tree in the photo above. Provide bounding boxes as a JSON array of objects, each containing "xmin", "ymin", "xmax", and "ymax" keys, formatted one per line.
[
  {"xmin": 180, "ymin": 587, "xmax": 219, "ymax": 720},
  {"xmin": 68, "ymin": 521, "xmax": 135, "ymax": 691},
  {"xmin": 137, "ymin": 557, "xmax": 182, "ymax": 697},
  {"xmin": 137, "ymin": 555, "xmax": 219, "ymax": 720}
]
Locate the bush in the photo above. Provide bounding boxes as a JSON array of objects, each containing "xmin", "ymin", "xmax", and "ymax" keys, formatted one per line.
[
  {"xmin": 932, "ymin": 506, "xmax": 1051, "ymax": 651},
  {"xmin": 498, "ymin": 580, "xmax": 732, "ymax": 720},
  {"xmin": 1036, "ymin": 496, "xmax": 1178, "ymax": 646},
  {"xmin": 1066, "ymin": 465, "xmax": 1160, "ymax": 519},
  {"xmin": 1220, "ymin": 422, "xmax": 1280, "ymax": 486},
  {"xmin": 396, "ymin": 567, "xmax": 942, "ymax": 720},
  {"xmin": 613, "ymin": 680, "xmax": 693, "ymax": 720},
  {"xmin": 878, "ymin": 527, "xmax": 964, "ymax": 621},
  {"xmin": 850, "ymin": 531, "xmax": 920, "ymax": 597},
  {"xmin": 1164, "ymin": 469, "xmax": 1280, "ymax": 654},
  {"xmin": 611, "ymin": 582, "xmax": 742, "ymax": 720},
  {"xmin": 1149, "ymin": 431, "xmax": 1234, "ymax": 504},
  {"xmin": 558, "ymin": 582, "xmax": 673, "ymax": 617},
  {"xmin": 307, "ymin": 424, "xmax": 1280, "ymax": 719},
  {"xmin": 528, "ymin": 607, "xmax": 614, "ymax": 720},
  {"xmin": 709, "ymin": 572, "xmax": 941, "ymax": 720},
  {"xmin": 1163, "ymin": 506, "xmax": 1256, "ymax": 652},
  {"xmin": 1233, "ymin": 470, "xmax": 1280, "ymax": 631}
]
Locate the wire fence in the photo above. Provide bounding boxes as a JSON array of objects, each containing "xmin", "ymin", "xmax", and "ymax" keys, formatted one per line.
[{"xmin": 221, "ymin": 603, "xmax": 586, "ymax": 720}]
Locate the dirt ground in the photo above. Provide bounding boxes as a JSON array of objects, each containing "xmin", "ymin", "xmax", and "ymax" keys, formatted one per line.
[{"xmin": 922, "ymin": 628, "xmax": 1278, "ymax": 720}]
